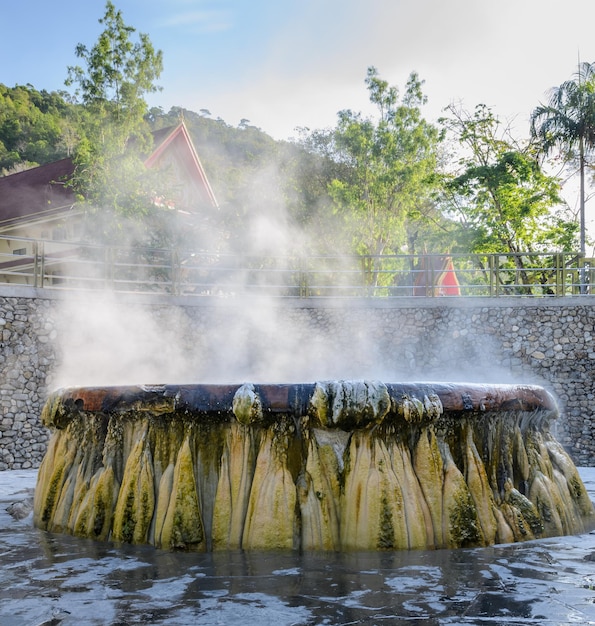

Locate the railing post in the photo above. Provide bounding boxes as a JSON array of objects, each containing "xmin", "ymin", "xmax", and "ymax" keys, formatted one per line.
[
  {"xmin": 584, "ymin": 257, "xmax": 595, "ymax": 295},
  {"xmin": 171, "ymin": 249, "xmax": 179, "ymax": 296},
  {"xmin": 299, "ymin": 257, "xmax": 307, "ymax": 298},
  {"xmin": 32, "ymin": 241, "xmax": 38, "ymax": 288},
  {"xmin": 556, "ymin": 253, "xmax": 564, "ymax": 296},
  {"xmin": 105, "ymin": 247, "xmax": 113, "ymax": 289},
  {"xmin": 487, "ymin": 255, "xmax": 492, "ymax": 295},
  {"xmin": 580, "ymin": 255, "xmax": 587, "ymax": 294},
  {"xmin": 361, "ymin": 256, "xmax": 369, "ymax": 297},
  {"xmin": 496, "ymin": 255, "xmax": 502, "ymax": 297},
  {"xmin": 38, "ymin": 240, "xmax": 45, "ymax": 288},
  {"xmin": 430, "ymin": 259, "xmax": 436, "ymax": 297}
]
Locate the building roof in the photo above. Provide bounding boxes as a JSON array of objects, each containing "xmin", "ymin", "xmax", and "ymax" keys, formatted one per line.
[
  {"xmin": 0, "ymin": 158, "xmax": 76, "ymax": 229},
  {"xmin": 145, "ymin": 122, "xmax": 218, "ymax": 209},
  {"xmin": 0, "ymin": 123, "xmax": 218, "ymax": 231}
]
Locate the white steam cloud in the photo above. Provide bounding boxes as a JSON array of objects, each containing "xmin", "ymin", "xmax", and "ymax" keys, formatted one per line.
[
  {"xmin": 50, "ymin": 153, "xmax": 538, "ymax": 390},
  {"xmin": 51, "ymin": 291, "xmax": 533, "ymax": 390}
]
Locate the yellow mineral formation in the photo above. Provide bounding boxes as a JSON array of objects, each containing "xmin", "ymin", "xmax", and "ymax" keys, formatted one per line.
[{"xmin": 33, "ymin": 382, "xmax": 595, "ymax": 552}]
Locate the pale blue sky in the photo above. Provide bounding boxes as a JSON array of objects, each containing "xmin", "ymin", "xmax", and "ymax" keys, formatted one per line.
[{"xmin": 3, "ymin": 0, "xmax": 595, "ymax": 140}]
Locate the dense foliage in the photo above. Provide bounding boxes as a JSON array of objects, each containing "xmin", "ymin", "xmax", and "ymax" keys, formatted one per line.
[
  {"xmin": 441, "ymin": 104, "xmax": 576, "ymax": 254},
  {"xmin": 0, "ymin": 83, "xmax": 74, "ymax": 173},
  {"xmin": 305, "ymin": 68, "xmax": 442, "ymax": 259},
  {"xmin": 63, "ymin": 0, "xmax": 165, "ymax": 245}
]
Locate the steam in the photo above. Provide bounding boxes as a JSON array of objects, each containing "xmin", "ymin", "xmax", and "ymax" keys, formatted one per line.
[
  {"xmin": 50, "ymin": 144, "xmax": 538, "ymax": 390},
  {"xmin": 51, "ymin": 289, "xmax": 530, "ymax": 390},
  {"xmin": 52, "ymin": 293, "xmax": 384, "ymax": 387}
]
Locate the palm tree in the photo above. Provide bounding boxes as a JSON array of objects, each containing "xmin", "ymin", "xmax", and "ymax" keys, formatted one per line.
[{"xmin": 530, "ymin": 61, "xmax": 595, "ymax": 257}]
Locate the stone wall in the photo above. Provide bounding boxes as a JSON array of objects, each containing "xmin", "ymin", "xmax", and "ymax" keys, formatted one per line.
[
  {"xmin": 1, "ymin": 287, "xmax": 595, "ymax": 469},
  {"xmin": 0, "ymin": 291, "xmax": 57, "ymax": 470}
]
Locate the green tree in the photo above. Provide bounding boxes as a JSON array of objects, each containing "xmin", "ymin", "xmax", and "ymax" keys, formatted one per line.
[
  {"xmin": 530, "ymin": 61, "xmax": 595, "ymax": 256},
  {"xmin": 441, "ymin": 104, "xmax": 575, "ymax": 287},
  {"xmin": 65, "ymin": 1, "xmax": 164, "ymax": 244},
  {"xmin": 0, "ymin": 84, "xmax": 71, "ymax": 171},
  {"xmin": 322, "ymin": 68, "xmax": 441, "ymax": 264},
  {"xmin": 66, "ymin": 1, "xmax": 162, "ymax": 129}
]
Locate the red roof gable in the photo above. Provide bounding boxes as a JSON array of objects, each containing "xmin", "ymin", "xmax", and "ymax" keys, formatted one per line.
[{"xmin": 145, "ymin": 123, "xmax": 218, "ymax": 209}]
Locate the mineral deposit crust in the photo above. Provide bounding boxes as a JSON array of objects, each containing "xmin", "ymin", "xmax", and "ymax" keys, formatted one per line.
[{"xmin": 33, "ymin": 381, "xmax": 595, "ymax": 551}]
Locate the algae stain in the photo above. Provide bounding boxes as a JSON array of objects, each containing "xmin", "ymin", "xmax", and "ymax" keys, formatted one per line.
[
  {"xmin": 40, "ymin": 463, "xmax": 65, "ymax": 526},
  {"xmin": 112, "ymin": 440, "xmax": 156, "ymax": 544},
  {"xmin": 449, "ymin": 489, "xmax": 482, "ymax": 547},
  {"xmin": 118, "ymin": 489, "xmax": 138, "ymax": 543},
  {"xmin": 506, "ymin": 484, "xmax": 544, "ymax": 537},
  {"xmin": 160, "ymin": 438, "xmax": 204, "ymax": 550},
  {"xmin": 90, "ymin": 467, "xmax": 117, "ymax": 540},
  {"xmin": 378, "ymin": 495, "xmax": 395, "ymax": 549}
]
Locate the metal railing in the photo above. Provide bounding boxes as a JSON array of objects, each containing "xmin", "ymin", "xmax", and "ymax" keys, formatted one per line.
[{"xmin": 0, "ymin": 235, "xmax": 593, "ymax": 298}]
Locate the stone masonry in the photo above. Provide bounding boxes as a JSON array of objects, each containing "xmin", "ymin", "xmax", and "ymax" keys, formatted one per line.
[{"xmin": 1, "ymin": 287, "xmax": 595, "ymax": 469}]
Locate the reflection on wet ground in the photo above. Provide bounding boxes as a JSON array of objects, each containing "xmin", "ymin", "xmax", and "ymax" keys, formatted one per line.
[{"xmin": 1, "ymin": 470, "xmax": 594, "ymax": 625}]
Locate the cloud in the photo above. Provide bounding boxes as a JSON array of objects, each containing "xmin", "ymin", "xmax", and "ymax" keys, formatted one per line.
[{"xmin": 160, "ymin": 9, "xmax": 232, "ymax": 33}]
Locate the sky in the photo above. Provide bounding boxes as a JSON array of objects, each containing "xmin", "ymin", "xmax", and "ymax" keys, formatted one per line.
[{"xmin": 4, "ymin": 0, "xmax": 595, "ymax": 142}]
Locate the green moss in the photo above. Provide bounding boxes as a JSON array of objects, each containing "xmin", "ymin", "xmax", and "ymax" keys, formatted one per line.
[
  {"xmin": 308, "ymin": 384, "xmax": 329, "ymax": 427},
  {"xmin": 377, "ymin": 495, "xmax": 395, "ymax": 549},
  {"xmin": 74, "ymin": 509, "xmax": 89, "ymax": 535},
  {"xmin": 111, "ymin": 438, "xmax": 156, "ymax": 545},
  {"xmin": 40, "ymin": 394, "xmax": 73, "ymax": 429},
  {"xmin": 449, "ymin": 489, "xmax": 481, "ymax": 547},
  {"xmin": 118, "ymin": 489, "xmax": 137, "ymax": 543},
  {"xmin": 92, "ymin": 495, "xmax": 106, "ymax": 537},
  {"xmin": 535, "ymin": 497, "xmax": 552, "ymax": 523},
  {"xmin": 140, "ymin": 486, "xmax": 152, "ymax": 524},
  {"xmin": 570, "ymin": 474, "xmax": 586, "ymax": 501},
  {"xmin": 40, "ymin": 464, "xmax": 65, "ymax": 525},
  {"xmin": 191, "ymin": 422, "xmax": 227, "ymax": 481},
  {"xmin": 232, "ymin": 384, "xmax": 263, "ymax": 425},
  {"xmin": 161, "ymin": 438, "xmax": 204, "ymax": 550},
  {"xmin": 507, "ymin": 489, "xmax": 544, "ymax": 536}
]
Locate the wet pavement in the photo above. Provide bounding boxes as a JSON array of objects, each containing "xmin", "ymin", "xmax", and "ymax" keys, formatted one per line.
[{"xmin": 1, "ymin": 469, "xmax": 594, "ymax": 626}]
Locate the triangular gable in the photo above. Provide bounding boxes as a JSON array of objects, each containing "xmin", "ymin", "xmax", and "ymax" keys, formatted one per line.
[{"xmin": 144, "ymin": 122, "xmax": 219, "ymax": 210}]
